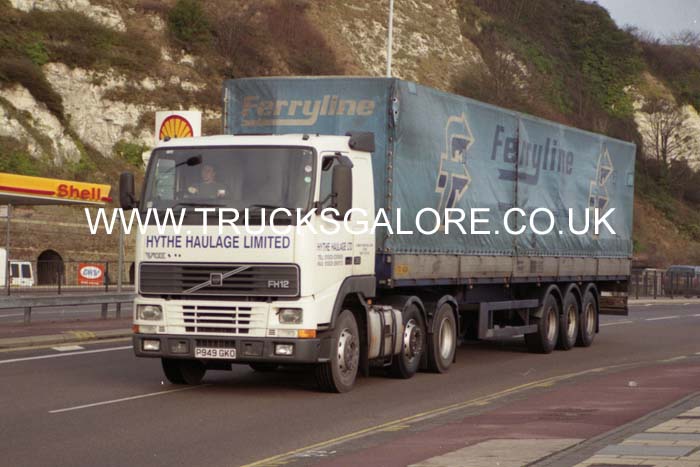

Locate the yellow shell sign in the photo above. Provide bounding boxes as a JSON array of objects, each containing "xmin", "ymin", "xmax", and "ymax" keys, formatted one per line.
[
  {"xmin": 154, "ymin": 111, "xmax": 201, "ymax": 144},
  {"xmin": 159, "ymin": 115, "xmax": 194, "ymax": 140}
]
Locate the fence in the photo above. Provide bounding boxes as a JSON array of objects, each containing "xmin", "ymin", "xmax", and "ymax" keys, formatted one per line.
[
  {"xmin": 4, "ymin": 260, "xmax": 136, "ymax": 295},
  {"xmin": 629, "ymin": 268, "xmax": 700, "ymax": 299}
]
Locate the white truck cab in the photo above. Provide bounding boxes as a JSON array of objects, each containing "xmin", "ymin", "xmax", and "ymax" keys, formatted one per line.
[{"xmin": 126, "ymin": 133, "xmax": 380, "ymax": 391}]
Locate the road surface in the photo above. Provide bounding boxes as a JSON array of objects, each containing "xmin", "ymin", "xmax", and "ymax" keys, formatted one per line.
[{"xmin": 0, "ymin": 302, "xmax": 698, "ymax": 466}]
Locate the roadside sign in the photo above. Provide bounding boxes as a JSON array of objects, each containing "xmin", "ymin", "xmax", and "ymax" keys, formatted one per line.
[
  {"xmin": 0, "ymin": 205, "xmax": 7, "ymax": 218},
  {"xmin": 78, "ymin": 263, "xmax": 105, "ymax": 286}
]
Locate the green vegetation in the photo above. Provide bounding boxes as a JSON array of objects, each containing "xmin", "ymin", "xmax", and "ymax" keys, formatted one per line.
[
  {"xmin": 456, "ymin": 0, "xmax": 700, "ymax": 264},
  {"xmin": 640, "ymin": 39, "xmax": 700, "ymax": 111},
  {"xmin": 113, "ymin": 140, "xmax": 149, "ymax": 168},
  {"xmin": 456, "ymin": 0, "xmax": 643, "ymax": 139},
  {"xmin": 168, "ymin": 0, "xmax": 211, "ymax": 46},
  {"xmin": 0, "ymin": 137, "xmax": 41, "ymax": 176}
]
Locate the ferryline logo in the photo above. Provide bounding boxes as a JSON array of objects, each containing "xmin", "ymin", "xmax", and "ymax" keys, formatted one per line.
[
  {"xmin": 84, "ymin": 207, "xmax": 617, "ymax": 237},
  {"xmin": 241, "ymin": 95, "xmax": 376, "ymax": 127}
]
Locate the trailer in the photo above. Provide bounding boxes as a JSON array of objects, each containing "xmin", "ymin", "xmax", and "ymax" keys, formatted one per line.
[{"xmin": 124, "ymin": 77, "xmax": 635, "ymax": 392}]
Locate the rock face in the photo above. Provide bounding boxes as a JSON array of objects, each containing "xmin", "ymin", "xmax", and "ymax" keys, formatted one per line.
[
  {"xmin": 678, "ymin": 105, "xmax": 700, "ymax": 170},
  {"xmin": 2, "ymin": 85, "xmax": 81, "ymax": 163},
  {"xmin": 9, "ymin": 0, "xmax": 126, "ymax": 31},
  {"xmin": 43, "ymin": 63, "xmax": 154, "ymax": 157},
  {"xmin": 633, "ymin": 87, "xmax": 700, "ymax": 170},
  {"xmin": 321, "ymin": 0, "xmax": 482, "ymax": 92}
]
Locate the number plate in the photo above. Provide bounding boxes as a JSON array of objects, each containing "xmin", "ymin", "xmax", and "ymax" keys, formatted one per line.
[{"xmin": 194, "ymin": 347, "xmax": 236, "ymax": 359}]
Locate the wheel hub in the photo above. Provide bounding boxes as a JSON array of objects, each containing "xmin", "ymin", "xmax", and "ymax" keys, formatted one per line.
[
  {"xmin": 337, "ymin": 328, "xmax": 357, "ymax": 375},
  {"xmin": 403, "ymin": 319, "xmax": 423, "ymax": 361},
  {"xmin": 438, "ymin": 316, "xmax": 454, "ymax": 360},
  {"xmin": 566, "ymin": 304, "xmax": 577, "ymax": 338}
]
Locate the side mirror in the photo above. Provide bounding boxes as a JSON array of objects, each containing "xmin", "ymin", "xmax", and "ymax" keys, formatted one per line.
[
  {"xmin": 119, "ymin": 172, "xmax": 137, "ymax": 210},
  {"xmin": 332, "ymin": 164, "xmax": 352, "ymax": 218}
]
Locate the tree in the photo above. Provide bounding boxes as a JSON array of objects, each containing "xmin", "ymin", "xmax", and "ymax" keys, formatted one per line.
[
  {"xmin": 667, "ymin": 30, "xmax": 700, "ymax": 47},
  {"xmin": 640, "ymin": 97, "xmax": 687, "ymax": 168}
]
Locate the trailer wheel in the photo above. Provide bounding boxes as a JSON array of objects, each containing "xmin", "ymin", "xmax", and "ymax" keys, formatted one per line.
[
  {"xmin": 557, "ymin": 290, "xmax": 579, "ymax": 350},
  {"xmin": 249, "ymin": 363, "xmax": 279, "ymax": 372},
  {"xmin": 315, "ymin": 310, "xmax": 359, "ymax": 393},
  {"xmin": 389, "ymin": 305, "xmax": 426, "ymax": 379},
  {"xmin": 427, "ymin": 303, "xmax": 457, "ymax": 373},
  {"xmin": 161, "ymin": 358, "xmax": 206, "ymax": 385},
  {"xmin": 525, "ymin": 293, "xmax": 559, "ymax": 354},
  {"xmin": 577, "ymin": 290, "xmax": 597, "ymax": 347}
]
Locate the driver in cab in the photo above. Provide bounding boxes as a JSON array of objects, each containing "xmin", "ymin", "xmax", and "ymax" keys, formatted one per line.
[{"xmin": 187, "ymin": 164, "xmax": 227, "ymax": 198}]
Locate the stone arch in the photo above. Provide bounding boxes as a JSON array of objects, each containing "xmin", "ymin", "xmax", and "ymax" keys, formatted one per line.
[{"xmin": 37, "ymin": 249, "xmax": 64, "ymax": 285}]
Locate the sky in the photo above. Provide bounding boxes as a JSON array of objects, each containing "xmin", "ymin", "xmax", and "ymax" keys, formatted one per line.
[{"xmin": 592, "ymin": 0, "xmax": 700, "ymax": 39}]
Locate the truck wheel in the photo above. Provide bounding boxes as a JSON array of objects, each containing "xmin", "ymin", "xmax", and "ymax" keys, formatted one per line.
[
  {"xmin": 315, "ymin": 310, "xmax": 360, "ymax": 393},
  {"xmin": 249, "ymin": 363, "xmax": 279, "ymax": 372},
  {"xmin": 525, "ymin": 294, "xmax": 559, "ymax": 354},
  {"xmin": 577, "ymin": 291, "xmax": 597, "ymax": 347},
  {"xmin": 161, "ymin": 358, "xmax": 185, "ymax": 384},
  {"xmin": 557, "ymin": 290, "xmax": 579, "ymax": 350},
  {"xmin": 161, "ymin": 358, "xmax": 205, "ymax": 384},
  {"xmin": 389, "ymin": 305, "xmax": 426, "ymax": 378},
  {"xmin": 427, "ymin": 303, "xmax": 457, "ymax": 373}
]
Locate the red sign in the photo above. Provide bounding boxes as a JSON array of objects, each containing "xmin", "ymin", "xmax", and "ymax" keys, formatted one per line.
[{"xmin": 78, "ymin": 263, "xmax": 104, "ymax": 286}]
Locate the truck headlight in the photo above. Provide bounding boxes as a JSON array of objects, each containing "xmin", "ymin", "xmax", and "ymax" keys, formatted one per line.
[
  {"xmin": 137, "ymin": 304, "xmax": 163, "ymax": 321},
  {"xmin": 277, "ymin": 308, "xmax": 302, "ymax": 324}
]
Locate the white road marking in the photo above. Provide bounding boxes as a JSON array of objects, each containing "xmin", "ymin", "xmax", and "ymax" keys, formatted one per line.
[
  {"xmin": 52, "ymin": 345, "xmax": 85, "ymax": 352},
  {"xmin": 693, "ymin": 314, "xmax": 700, "ymax": 317},
  {"xmin": 601, "ymin": 320, "xmax": 633, "ymax": 327},
  {"xmin": 645, "ymin": 316, "xmax": 680, "ymax": 321},
  {"xmin": 0, "ymin": 345, "xmax": 131, "ymax": 365},
  {"xmin": 0, "ymin": 313, "xmax": 26, "ymax": 319},
  {"xmin": 684, "ymin": 303, "xmax": 692, "ymax": 306},
  {"xmin": 644, "ymin": 304, "xmax": 653, "ymax": 307},
  {"xmin": 49, "ymin": 385, "xmax": 206, "ymax": 414}
]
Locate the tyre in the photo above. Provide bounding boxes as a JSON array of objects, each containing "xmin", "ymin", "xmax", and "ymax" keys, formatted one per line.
[
  {"xmin": 161, "ymin": 358, "xmax": 185, "ymax": 384},
  {"xmin": 161, "ymin": 358, "xmax": 206, "ymax": 385},
  {"xmin": 525, "ymin": 292, "xmax": 560, "ymax": 354},
  {"xmin": 427, "ymin": 303, "xmax": 457, "ymax": 373},
  {"xmin": 577, "ymin": 290, "xmax": 597, "ymax": 347},
  {"xmin": 557, "ymin": 289, "xmax": 579, "ymax": 350},
  {"xmin": 389, "ymin": 304, "xmax": 426, "ymax": 378},
  {"xmin": 249, "ymin": 363, "xmax": 279, "ymax": 372},
  {"xmin": 315, "ymin": 310, "xmax": 360, "ymax": 393}
]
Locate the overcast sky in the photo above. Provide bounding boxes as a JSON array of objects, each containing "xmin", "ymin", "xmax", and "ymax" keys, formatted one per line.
[{"xmin": 592, "ymin": 0, "xmax": 700, "ymax": 38}]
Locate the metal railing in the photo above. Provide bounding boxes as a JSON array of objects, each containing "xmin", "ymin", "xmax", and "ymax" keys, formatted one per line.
[
  {"xmin": 629, "ymin": 268, "xmax": 700, "ymax": 299},
  {"xmin": 0, "ymin": 292, "xmax": 134, "ymax": 324}
]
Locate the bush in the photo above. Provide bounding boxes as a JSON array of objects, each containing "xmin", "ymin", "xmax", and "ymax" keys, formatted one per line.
[
  {"xmin": 113, "ymin": 140, "xmax": 149, "ymax": 168},
  {"xmin": 24, "ymin": 35, "xmax": 49, "ymax": 66},
  {"xmin": 456, "ymin": 0, "xmax": 643, "ymax": 136},
  {"xmin": 21, "ymin": 10, "xmax": 159, "ymax": 74},
  {"xmin": 266, "ymin": 1, "xmax": 341, "ymax": 75},
  {"xmin": 169, "ymin": 0, "xmax": 211, "ymax": 46},
  {"xmin": 0, "ymin": 137, "xmax": 41, "ymax": 175}
]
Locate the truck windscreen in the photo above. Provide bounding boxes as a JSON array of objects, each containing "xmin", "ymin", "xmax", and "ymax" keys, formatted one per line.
[{"xmin": 142, "ymin": 146, "xmax": 315, "ymax": 213}]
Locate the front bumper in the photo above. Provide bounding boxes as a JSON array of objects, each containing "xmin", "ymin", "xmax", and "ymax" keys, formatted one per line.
[{"xmin": 133, "ymin": 333, "xmax": 330, "ymax": 364}]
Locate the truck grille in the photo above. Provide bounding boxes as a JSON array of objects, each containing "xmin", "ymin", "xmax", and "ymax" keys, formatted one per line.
[
  {"xmin": 139, "ymin": 263, "xmax": 299, "ymax": 297},
  {"xmin": 169, "ymin": 304, "xmax": 266, "ymax": 336}
]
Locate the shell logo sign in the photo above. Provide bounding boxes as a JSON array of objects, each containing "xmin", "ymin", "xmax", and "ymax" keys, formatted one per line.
[
  {"xmin": 155, "ymin": 111, "xmax": 201, "ymax": 145},
  {"xmin": 78, "ymin": 263, "xmax": 105, "ymax": 286}
]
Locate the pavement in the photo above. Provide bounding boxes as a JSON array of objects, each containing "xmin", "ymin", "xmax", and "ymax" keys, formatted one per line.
[{"xmin": 0, "ymin": 301, "xmax": 699, "ymax": 466}]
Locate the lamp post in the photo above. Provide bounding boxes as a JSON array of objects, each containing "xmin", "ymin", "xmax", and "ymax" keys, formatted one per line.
[{"xmin": 386, "ymin": 0, "xmax": 394, "ymax": 77}]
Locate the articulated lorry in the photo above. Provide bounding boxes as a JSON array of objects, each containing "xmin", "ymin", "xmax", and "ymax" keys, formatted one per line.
[{"xmin": 123, "ymin": 77, "xmax": 635, "ymax": 392}]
